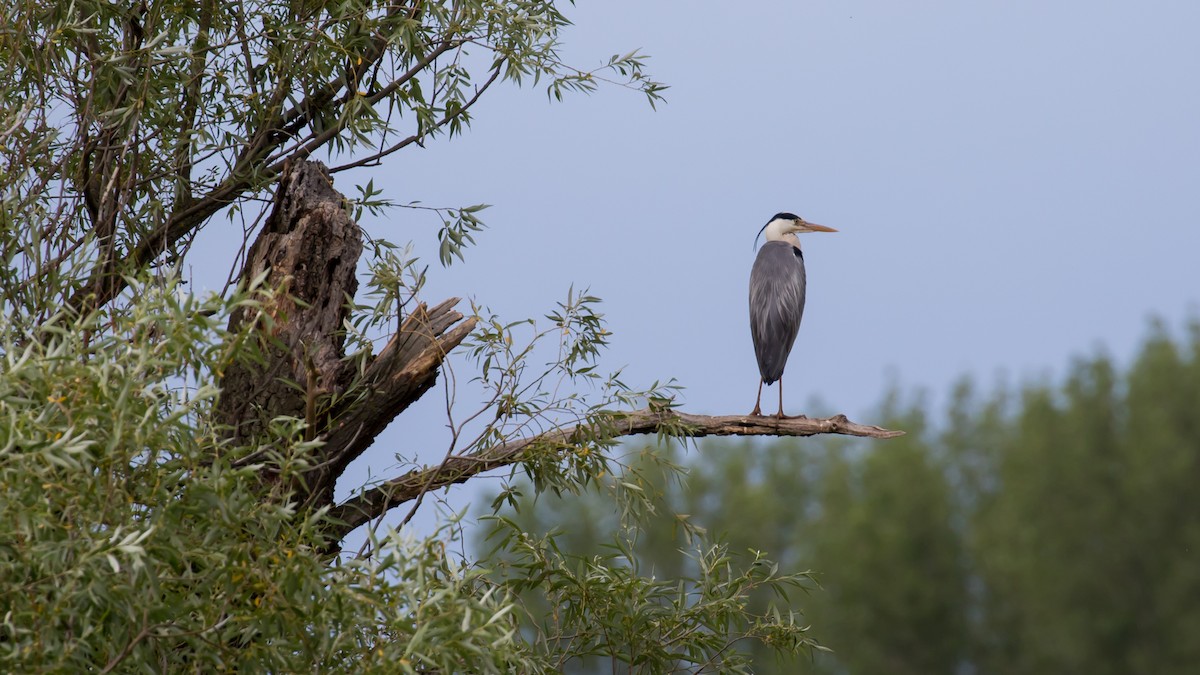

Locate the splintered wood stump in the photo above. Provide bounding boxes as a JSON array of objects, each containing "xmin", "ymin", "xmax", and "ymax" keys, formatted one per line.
[
  {"xmin": 215, "ymin": 159, "xmax": 363, "ymax": 447},
  {"xmin": 215, "ymin": 159, "xmax": 476, "ymax": 511}
]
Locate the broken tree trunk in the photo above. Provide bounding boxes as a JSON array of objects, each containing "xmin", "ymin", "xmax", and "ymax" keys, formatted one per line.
[
  {"xmin": 215, "ymin": 159, "xmax": 476, "ymax": 511},
  {"xmin": 215, "ymin": 159, "xmax": 362, "ymax": 448}
]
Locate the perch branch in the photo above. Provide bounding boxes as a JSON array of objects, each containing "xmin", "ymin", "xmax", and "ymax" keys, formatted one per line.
[{"xmin": 328, "ymin": 410, "xmax": 903, "ymax": 539}]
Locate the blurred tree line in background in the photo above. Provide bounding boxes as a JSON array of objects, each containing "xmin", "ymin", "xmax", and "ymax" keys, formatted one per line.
[{"xmin": 482, "ymin": 321, "xmax": 1200, "ymax": 674}]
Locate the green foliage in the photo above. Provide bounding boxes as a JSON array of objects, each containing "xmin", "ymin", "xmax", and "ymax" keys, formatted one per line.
[
  {"xmin": 0, "ymin": 0, "xmax": 665, "ymax": 316},
  {"xmin": 807, "ymin": 408, "xmax": 968, "ymax": 675},
  {"xmin": 437, "ymin": 203, "xmax": 490, "ymax": 267},
  {"xmin": 493, "ymin": 321, "xmax": 1200, "ymax": 674},
  {"xmin": 477, "ymin": 442, "xmax": 827, "ymax": 672},
  {"xmin": 969, "ymin": 324, "xmax": 1200, "ymax": 675},
  {"xmin": 482, "ymin": 512, "xmax": 822, "ymax": 673},
  {"xmin": 0, "ymin": 283, "xmax": 532, "ymax": 672},
  {"xmin": 464, "ymin": 289, "xmax": 681, "ymax": 514}
]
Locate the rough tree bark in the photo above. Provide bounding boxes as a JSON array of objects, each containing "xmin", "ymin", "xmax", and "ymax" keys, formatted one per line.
[
  {"xmin": 215, "ymin": 158, "xmax": 363, "ymax": 448},
  {"xmin": 215, "ymin": 160, "xmax": 902, "ymax": 539},
  {"xmin": 215, "ymin": 159, "xmax": 477, "ymax": 510}
]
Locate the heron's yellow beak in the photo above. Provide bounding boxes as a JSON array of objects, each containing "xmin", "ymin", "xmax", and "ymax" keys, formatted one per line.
[{"xmin": 798, "ymin": 221, "xmax": 837, "ymax": 233}]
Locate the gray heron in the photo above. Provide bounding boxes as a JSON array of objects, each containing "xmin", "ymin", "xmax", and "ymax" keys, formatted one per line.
[{"xmin": 749, "ymin": 212, "xmax": 837, "ymax": 417}]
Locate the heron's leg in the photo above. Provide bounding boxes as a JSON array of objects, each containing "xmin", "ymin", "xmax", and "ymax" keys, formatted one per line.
[
  {"xmin": 775, "ymin": 377, "xmax": 786, "ymax": 419},
  {"xmin": 750, "ymin": 379, "xmax": 764, "ymax": 416}
]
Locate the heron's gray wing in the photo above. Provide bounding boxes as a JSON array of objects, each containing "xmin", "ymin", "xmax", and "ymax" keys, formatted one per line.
[{"xmin": 748, "ymin": 241, "xmax": 807, "ymax": 384}]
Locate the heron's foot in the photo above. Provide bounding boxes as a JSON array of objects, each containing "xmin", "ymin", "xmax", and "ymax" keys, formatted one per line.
[
  {"xmin": 774, "ymin": 411, "xmax": 788, "ymax": 420},
  {"xmin": 749, "ymin": 405, "xmax": 763, "ymax": 417}
]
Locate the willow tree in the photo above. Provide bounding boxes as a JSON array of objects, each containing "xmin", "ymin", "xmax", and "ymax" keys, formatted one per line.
[{"xmin": 0, "ymin": 1, "xmax": 897, "ymax": 671}]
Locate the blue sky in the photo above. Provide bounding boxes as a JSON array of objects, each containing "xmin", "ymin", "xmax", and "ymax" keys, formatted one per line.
[
  {"xmin": 197, "ymin": 1, "xmax": 1200, "ymax": 527},
  {"xmin": 357, "ymin": 0, "xmax": 1199, "ymax": 407}
]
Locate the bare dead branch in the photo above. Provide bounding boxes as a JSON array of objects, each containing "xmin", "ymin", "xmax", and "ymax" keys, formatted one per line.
[
  {"xmin": 308, "ymin": 300, "xmax": 478, "ymax": 509},
  {"xmin": 327, "ymin": 410, "xmax": 904, "ymax": 539}
]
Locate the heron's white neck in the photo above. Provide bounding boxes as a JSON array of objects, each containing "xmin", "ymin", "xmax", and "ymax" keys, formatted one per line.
[
  {"xmin": 762, "ymin": 218, "xmax": 800, "ymax": 248},
  {"xmin": 762, "ymin": 218, "xmax": 790, "ymax": 241}
]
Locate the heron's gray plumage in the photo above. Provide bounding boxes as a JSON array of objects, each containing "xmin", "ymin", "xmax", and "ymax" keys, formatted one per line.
[
  {"xmin": 747, "ymin": 212, "xmax": 834, "ymax": 417},
  {"xmin": 749, "ymin": 240, "xmax": 806, "ymax": 385}
]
